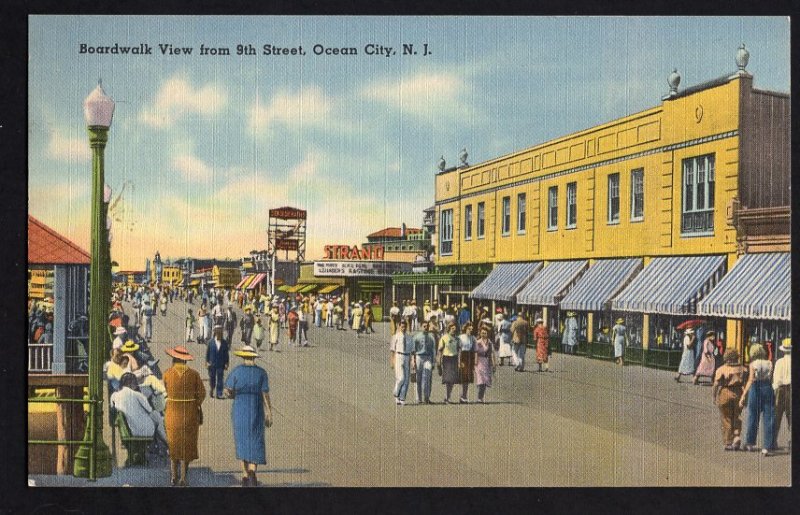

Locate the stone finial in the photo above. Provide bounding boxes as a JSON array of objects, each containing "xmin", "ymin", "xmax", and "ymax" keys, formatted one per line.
[
  {"xmin": 667, "ymin": 69, "xmax": 681, "ymax": 96},
  {"xmin": 736, "ymin": 43, "xmax": 750, "ymax": 71},
  {"xmin": 459, "ymin": 148, "xmax": 468, "ymax": 167},
  {"xmin": 438, "ymin": 155, "xmax": 446, "ymax": 171}
]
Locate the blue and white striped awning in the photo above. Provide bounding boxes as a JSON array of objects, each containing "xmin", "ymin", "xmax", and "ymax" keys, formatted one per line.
[
  {"xmin": 516, "ymin": 260, "xmax": 589, "ymax": 306},
  {"xmin": 697, "ymin": 252, "xmax": 790, "ymax": 320},
  {"xmin": 470, "ymin": 262, "xmax": 542, "ymax": 302},
  {"xmin": 559, "ymin": 258, "xmax": 643, "ymax": 312},
  {"xmin": 611, "ymin": 255, "xmax": 726, "ymax": 315}
]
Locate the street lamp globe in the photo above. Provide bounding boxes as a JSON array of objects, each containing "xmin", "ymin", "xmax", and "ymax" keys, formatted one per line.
[{"xmin": 83, "ymin": 81, "xmax": 115, "ymax": 128}]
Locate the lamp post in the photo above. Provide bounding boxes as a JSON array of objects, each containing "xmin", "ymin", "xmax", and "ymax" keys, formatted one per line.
[{"xmin": 73, "ymin": 81, "xmax": 114, "ymax": 479}]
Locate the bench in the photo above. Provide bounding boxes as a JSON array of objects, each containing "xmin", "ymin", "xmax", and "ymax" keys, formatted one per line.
[{"xmin": 114, "ymin": 411, "xmax": 152, "ymax": 466}]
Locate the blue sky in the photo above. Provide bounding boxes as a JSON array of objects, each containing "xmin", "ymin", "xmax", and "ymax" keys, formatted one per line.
[{"xmin": 28, "ymin": 16, "xmax": 790, "ymax": 269}]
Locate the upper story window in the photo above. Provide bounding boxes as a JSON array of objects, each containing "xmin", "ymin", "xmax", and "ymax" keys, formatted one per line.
[
  {"xmin": 517, "ymin": 193, "xmax": 526, "ymax": 233},
  {"xmin": 607, "ymin": 173, "xmax": 620, "ymax": 224},
  {"xmin": 477, "ymin": 202, "xmax": 485, "ymax": 239},
  {"xmin": 630, "ymin": 168, "xmax": 644, "ymax": 222},
  {"xmin": 566, "ymin": 182, "xmax": 577, "ymax": 228},
  {"xmin": 548, "ymin": 186, "xmax": 558, "ymax": 230},
  {"xmin": 501, "ymin": 196, "xmax": 511, "ymax": 235},
  {"xmin": 439, "ymin": 209, "xmax": 453, "ymax": 255},
  {"xmin": 681, "ymin": 154, "xmax": 715, "ymax": 234},
  {"xmin": 464, "ymin": 204, "xmax": 473, "ymax": 240}
]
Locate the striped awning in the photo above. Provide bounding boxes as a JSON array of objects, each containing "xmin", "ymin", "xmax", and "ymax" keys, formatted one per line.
[
  {"xmin": 318, "ymin": 284, "xmax": 341, "ymax": 294},
  {"xmin": 239, "ymin": 275, "xmax": 256, "ymax": 290},
  {"xmin": 247, "ymin": 273, "xmax": 267, "ymax": 290},
  {"xmin": 611, "ymin": 255, "xmax": 726, "ymax": 315},
  {"xmin": 278, "ymin": 285, "xmax": 293, "ymax": 292},
  {"xmin": 516, "ymin": 260, "xmax": 588, "ymax": 306},
  {"xmin": 697, "ymin": 252, "xmax": 790, "ymax": 320},
  {"xmin": 470, "ymin": 262, "xmax": 542, "ymax": 302},
  {"xmin": 559, "ymin": 258, "xmax": 643, "ymax": 312},
  {"xmin": 234, "ymin": 275, "xmax": 251, "ymax": 289},
  {"xmin": 299, "ymin": 284, "xmax": 318, "ymax": 293},
  {"xmin": 189, "ymin": 279, "xmax": 201, "ymax": 286}
]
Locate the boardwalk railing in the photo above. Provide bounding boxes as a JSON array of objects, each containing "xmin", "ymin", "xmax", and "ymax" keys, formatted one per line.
[{"xmin": 28, "ymin": 343, "xmax": 54, "ymax": 373}]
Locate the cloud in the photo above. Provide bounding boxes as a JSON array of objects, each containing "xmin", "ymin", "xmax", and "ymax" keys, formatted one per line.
[
  {"xmin": 46, "ymin": 131, "xmax": 92, "ymax": 162},
  {"xmin": 248, "ymin": 86, "xmax": 332, "ymax": 133},
  {"xmin": 172, "ymin": 152, "xmax": 213, "ymax": 183},
  {"xmin": 139, "ymin": 76, "xmax": 227, "ymax": 128}
]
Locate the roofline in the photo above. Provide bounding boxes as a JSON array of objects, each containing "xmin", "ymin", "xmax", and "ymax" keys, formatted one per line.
[{"xmin": 28, "ymin": 215, "xmax": 91, "ymax": 263}]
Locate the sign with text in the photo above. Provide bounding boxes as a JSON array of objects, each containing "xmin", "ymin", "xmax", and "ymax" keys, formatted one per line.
[
  {"xmin": 269, "ymin": 207, "xmax": 307, "ymax": 220},
  {"xmin": 323, "ymin": 245, "xmax": 384, "ymax": 261},
  {"xmin": 314, "ymin": 261, "xmax": 412, "ymax": 277}
]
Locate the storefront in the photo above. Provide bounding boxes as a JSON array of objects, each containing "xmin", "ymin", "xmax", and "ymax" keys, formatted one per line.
[
  {"xmin": 470, "ymin": 261, "xmax": 542, "ymax": 314},
  {"xmin": 390, "ymin": 265, "xmax": 490, "ymax": 309}
]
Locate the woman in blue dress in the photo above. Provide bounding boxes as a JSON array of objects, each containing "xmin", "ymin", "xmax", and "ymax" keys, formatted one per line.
[
  {"xmin": 611, "ymin": 318, "xmax": 627, "ymax": 366},
  {"xmin": 224, "ymin": 345, "xmax": 273, "ymax": 487}
]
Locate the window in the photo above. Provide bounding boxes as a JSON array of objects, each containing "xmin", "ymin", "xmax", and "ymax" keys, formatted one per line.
[
  {"xmin": 501, "ymin": 196, "xmax": 511, "ymax": 235},
  {"xmin": 630, "ymin": 168, "xmax": 644, "ymax": 221},
  {"xmin": 566, "ymin": 182, "xmax": 577, "ymax": 228},
  {"xmin": 548, "ymin": 186, "xmax": 558, "ymax": 230},
  {"xmin": 464, "ymin": 204, "xmax": 473, "ymax": 240},
  {"xmin": 439, "ymin": 209, "xmax": 453, "ymax": 255},
  {"xmin": 517, "ymin": 193, "xmax": 526, "ymax": 233},
  {"xmin": 607, "ymin": 173, "xmax": 620, "ymax": 224},
  {"xmin": 477, "ymin": 202, "xmax": 485, "ymax": 238},
  {"xmin": 681, "ymin": 154, "xmax": 715, "ymax": 234}
]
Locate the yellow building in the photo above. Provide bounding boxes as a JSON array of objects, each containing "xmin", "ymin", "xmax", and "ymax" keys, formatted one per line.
[
  {"xmin": 212, "ymin": 265, "xmax": 242, "ymax": 289},
  {"xmin": 433, "ymin": 50, "xmax": 789, "ymax": 364}
]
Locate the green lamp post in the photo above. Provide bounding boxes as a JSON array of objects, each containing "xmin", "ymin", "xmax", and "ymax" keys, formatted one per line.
[{"xmin": 73, "ymin": 81, "xmax": 114, "ymax": 479}]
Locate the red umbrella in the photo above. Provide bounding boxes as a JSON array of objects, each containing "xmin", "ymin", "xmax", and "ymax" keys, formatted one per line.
[
  {"xmin": 676, "ymin": 319, "xmax": 706, "ymax": 330},
  {"xmin": 108, "ymin": 316, "xmax": 122, "ymax": 328}
]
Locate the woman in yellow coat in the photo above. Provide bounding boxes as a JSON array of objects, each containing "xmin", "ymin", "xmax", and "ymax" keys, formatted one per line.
[{"xmin": 163, "ymin": 345, "xmax": 206, "ymax": 486}]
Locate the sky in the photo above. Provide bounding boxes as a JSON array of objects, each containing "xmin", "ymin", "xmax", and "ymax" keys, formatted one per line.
[{"xmin": 28, "ymin": 16, "xmax": 790, "ymax": 270}]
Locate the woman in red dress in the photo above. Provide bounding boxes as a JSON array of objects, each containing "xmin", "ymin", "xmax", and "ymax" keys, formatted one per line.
[{"xmin": 533, "ymin": 318, "xmax": 550, "ymax": 372}]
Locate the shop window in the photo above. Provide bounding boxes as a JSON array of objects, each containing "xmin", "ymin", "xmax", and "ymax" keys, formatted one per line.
[
  {"xmin": 439, "ymin": 208, "xmax": 453, "ymax": 256},
  {"xmin": 464, "ymin": 204, "xmax": 473, "ymax": 240},
  {"xmin": 607, "ymin": 173, "xmax": 620, "ymax": 224},
  {"xmin": 547, "ymin": 186, "xmax": 558, "ymax": 230},
  {"xmin": 501, "ymin": 196, "xmax": 511, "ymax": 235},
  {"xmin": 681, "ymin": 153, "xmax": 715, "ymax": 234},
  {"xmin": 517, "ymin": 193, "xmax": 526, "ymax": 233},
  {"xmin": 566, "ymin": 182, "xmax": 577, "ymax": 229},
  {"xmin": 477, "ymin": 202, "xmax": 485, "ymax": 239},
  {"xmin": 744, "ymin": 320, "xmax": 791, "ymax": 363},
  {"xmin": 630, "ymin": 168, "xmax": 644, "ymax": 221}
]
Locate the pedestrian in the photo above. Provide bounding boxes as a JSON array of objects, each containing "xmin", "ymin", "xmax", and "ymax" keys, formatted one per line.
[
  {"xmin": 314, "ymin": 298, "xmax": 323, "ymax": 327},
  {"xmin": 363, "ymin": 303, "xmax": 375, "ymax": 334},
  {"xmin": 533, "ymin": 318, "xmax": 550, "ymax": 372},
  {"xmin": 773, "ymin": 338, "xmax": 791, "ymax": 447},
  {"xmin": 269, "ymin": 305, "xmax": 281, "ymax": 350},
  {"xmin": 456, "ymin": 323, "xmax": 476, "ymax": 403},
  {"xmin": 351, "ymin": 302, "xmax": 363, "ymax": 336},
  {"xmin": 287, "ymin": 306, "xmax": 299, "ymax": 345},
  {"xmin": 326, "ymin": 298, "xmax": 335, "ymax": 328},
  {"xmin": 159, "ymin": 294, "xmax": 168, "ymax": 317},
  {"xmin": 474, "ymin": 325, "xmax": 497, "ymax": 403},
  {"xmin": 252, "ymin": 316, "xmax": 265, "ymax": 350},
  {"xmin": 495, "ymin": 314, "xmax": 513, "ymax": 366},
  {"xmin": 112, "ymin": 326, "xmax": 128, "ymax": 351},
  {"xmin": 389, "ymin": 301, "xmax": 400, "ymax": 335},
  {"xmin": 224, "ymin": 345, "xmax": 273, "ymax": 487},
  {"xmin": 224, "ymin": 305, "xmax": 237, "ymax": 344},
  {"xmin": 185, "ymin": 309, "xmax": 196, "ymax": 344},
  {"xmin": 562, "ymin": 311, "xmax": 579, "ymax": 355},
  {"xmin": 142, "ymin": 300, "xmax": 154, "ymax": 342},
  {"xmin": 413, "ymin": 321, "xmax": 436, "ymax": 404},
  {"xmin": 199, "ymin": 308, "xmax": 212, "ymax": 346},
  {"xmin": 212, "ymin": 301, "xmax": 225, "ymax": 327},
  {"xmin": 611, "ymin": 317, "xmax": 627, "ymax": 366},
  {"xmin": 334, "ymin": 301, "xmax": 344, "ymax": 331},
  {"xmin": 740, "ymin": 343, "xmax": 776, "ymax": 456},
  {"xmin": 240, "ymin": 306, "xmax": 254, "ymax": 345},
  {"xmin": 389, "ymin": 320, "xmax": 414, "ymax": 405},
  {"xmin": 206, "ymin": 326, "xmax": 230, "ymax": 399},
  {"xmin": 163, "ymin": 345, "xmax": 205, "ymax": 486},
  {"xmin": 675, "ymin": 328, "xmax": 697, "ymax": 382},
  {"xmin": 510, "ymin": 313, "xmax": 531, "ymax": 372},
  {"xmin": 279, "ymin": 300, "xmax": 287, "ymax": 329},
  {"xmin": 712, "ymin": 349, "xmax": 746, "ymax": 450},
  {"xmin": 694, "ymin": 330, "xmax": 718, "ymax": 385}
]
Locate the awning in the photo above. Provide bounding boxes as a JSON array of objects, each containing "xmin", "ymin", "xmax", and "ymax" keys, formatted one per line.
[
  {"xmin": 234, "ymin": 275, "xmax": 251, "ymax": 289},
  {"xmin": 247, "ymin": 273, "xmax": 267, "ymax": 290},
  {"xmin": 470, "ymin": 262, "xmax": 542, "ymax": 302},
  {"xmin": 189, "ymin": 279, "xmax": 201, "ymax": 286},
  {"xmin": 299, "ymin": 284, "xmax": 318, "ymax": 293},
  {"xmin": 697, "ymin": 252, "xmax": 790, "ymax": 320},
  {"xmin": 240, "ymin": 275, "xmax": 256, "ymax": 290},
  {"xmin": 516, "ymin": 260, "xmax": 589, "ymax": 306},
  {"xmin": 559, "ymin": 258, "xmax": 643, "ymax": 312},
  {"xmin": 318, "ymin": 284, "xmax": 341, "ymax": 294},
  {"xmin": 286, "ymin": 284, "xmax": 305, "ymax": 293},
  {"xmin": 611, "ymin": 255, "xmax": 726, "ymax": 315},
  {"xmin": 278, "ymin": 285, "xmax": 293, "ymax": 292}
]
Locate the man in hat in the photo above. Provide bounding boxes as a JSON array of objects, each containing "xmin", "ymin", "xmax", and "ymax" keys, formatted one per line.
[
  {"xmin": 562, "ymin": 311, "xmax": 579, "ymax": 355},
  {"xmin": 773, "ymin": 337, "xmax": 791, "ymax": 446},
  {"xmin": 457, "ymin": 303, "xmax": 471, "ymax": 332},
  {"xmin": 224, "ymin": 305, "xmax": 238, "ymax": 344},
  {"xmin": 240, "ymin": 306, "xmax": 255, "ymax": 345},
  {"xmin": 510, "ymin": 313, "xmax": 531, "ymax": 372},
  {"xmin": 206, "ymin": 326, "xmax": 230, "ymax": 399},
  {"xmin": 112, "ymin": 326, "xmax": 128, "ymax": 351}
]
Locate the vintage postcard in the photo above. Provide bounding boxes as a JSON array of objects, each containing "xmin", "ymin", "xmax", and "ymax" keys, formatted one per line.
[{"xmin": 26, "ymin": 15, "xmax": 790, "ymax": 488}]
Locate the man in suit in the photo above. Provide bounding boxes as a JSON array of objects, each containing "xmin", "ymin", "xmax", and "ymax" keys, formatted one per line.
[{"xmin": 206, "ymin": 326, "xmax": 230, "ymax": 399}]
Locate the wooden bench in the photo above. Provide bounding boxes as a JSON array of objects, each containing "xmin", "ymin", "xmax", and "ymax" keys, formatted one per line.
[{"xmin": 114, "ymin": 411, "xmax": 152, "ymax": 466}]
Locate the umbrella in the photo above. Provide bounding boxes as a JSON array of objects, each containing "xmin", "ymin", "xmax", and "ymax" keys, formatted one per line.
[
  {"xmin": 108, "ymin": 317, "xmax": 122, "ymax": 328},
  {"xmin": 676, "ymin": 319, "xmax": 706, "ymax": 330}
]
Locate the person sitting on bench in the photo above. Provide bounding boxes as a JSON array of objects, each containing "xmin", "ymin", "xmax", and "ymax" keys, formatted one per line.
[{"xmin": 110, "ymin": 373, "xmax": 167, "ymax": 446}]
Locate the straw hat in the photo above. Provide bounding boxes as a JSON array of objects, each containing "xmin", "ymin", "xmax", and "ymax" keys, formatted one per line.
[
  {"xmin": 166, "ymin": 345, "xmax": 194, "ymax": 361},
  {"xmin": 535, "ymin": 318, "xmax": 544, "ymax": 324},
  {"xmin": 120, "ymin": 340, "xmax": 140, "ymax": 353},
  {"xmin": 114, "ymin": 326, "xmax": 128, "ymax": 336},
  {"xmin": 233, "ymin": 345, "xmax": 259, "ymax": 359},
  {"xmin": 566, "ymin": 311, "xmax": 576, "ymax": 317},
  {"xmin": 684, "ymin": 327, "xmax": 695, "ymax": 335},
  {"xmin": 615, "ymin": 318, "xmax": 624, "ymax": 324},
  {"xmin": 780, "ymin": 338, "xmax": 791, "ymax": 352}
]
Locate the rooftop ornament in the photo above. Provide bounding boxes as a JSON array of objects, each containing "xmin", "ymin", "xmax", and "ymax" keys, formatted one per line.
[
  {"xmin": 459, "ymin": 147, "xmax": 468, "ymax": 167},
  {"xmin": 736, "ymin": 43, "xmax": 750, "ymax": 72},
  {"xmin": 438, "ymin": 155, "xmax": 446, "ymax": 172}
]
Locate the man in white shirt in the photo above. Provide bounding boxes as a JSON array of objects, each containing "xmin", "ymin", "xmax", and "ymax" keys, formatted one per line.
[
  {"xmin": 326, "ymin": 299, "xmax": 335, "ymax": 327},
  {"xmin": 110, "ymin": 373, "xmax": 166, "ymax": 444},
  {"xmin": 389, "ymin": 301, "xmax": 401, "ymax": 335},
  {"xmin": 773, "ymin": 337, "xmax": 791, "ymax": 446},
  {"xmin": 389, "ymin": 321, "xmax": 414, "ymax": 405},
  {"xmin": 112, "ymin": 326, "xmax": 128, "ymax": 351}
]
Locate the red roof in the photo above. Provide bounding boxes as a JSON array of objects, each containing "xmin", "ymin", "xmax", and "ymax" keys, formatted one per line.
[
  {"xmin": 28, "ymin": 215, "xmax": 90, "ymax": 265},
  {"xmin": 367, "ymin": 227, "xmax": 423, "ymax": 239}
]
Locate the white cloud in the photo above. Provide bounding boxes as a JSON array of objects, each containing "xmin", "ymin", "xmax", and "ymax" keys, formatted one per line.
[
  {"xmin": 46, "ymin": 131, "xmax": 92, "ymax": 162},
  {"xmin": 248, "ymin": 86, "xmax": 332, "ymax": 133},
  {"xmin": 139, "ymin": 76, "xmax": 227, "ymax": 128},
  {"xmin": 172, "ymin": 153, "xmax": 213, "ymax": 183}
]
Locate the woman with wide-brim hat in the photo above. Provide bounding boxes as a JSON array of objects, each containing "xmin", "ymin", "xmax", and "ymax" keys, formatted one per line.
[
  {"xmin": 224, "ymin": 345, "xmax": 273, "ymax": 487},
  {"xmin": 163, "ymin": 345, "xmax": 206, "ymax": 486}
]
